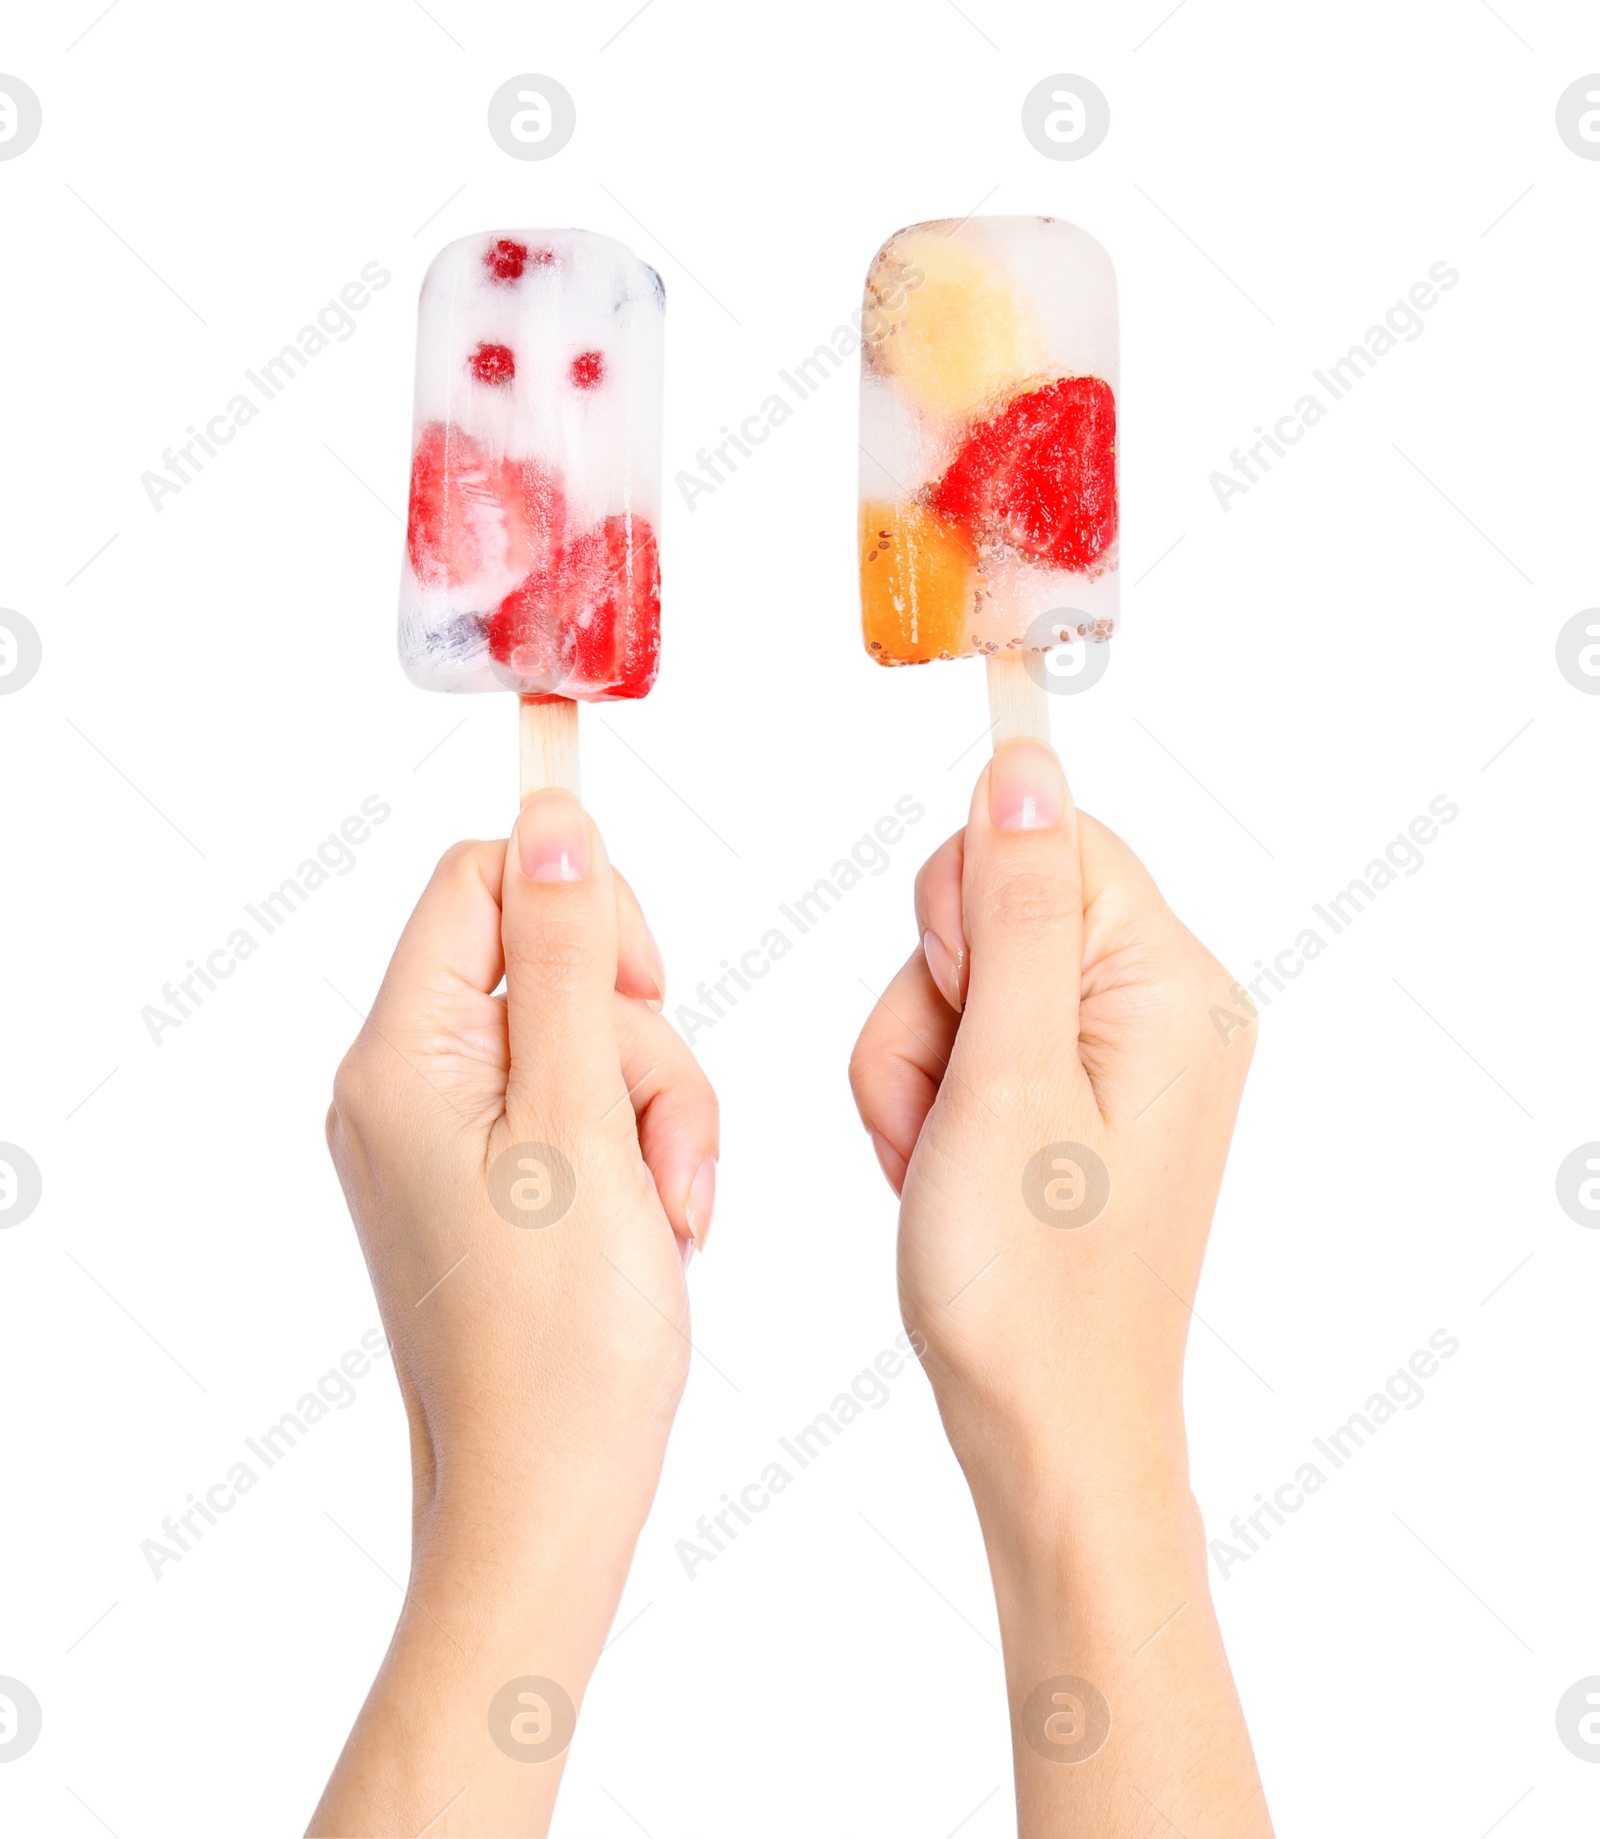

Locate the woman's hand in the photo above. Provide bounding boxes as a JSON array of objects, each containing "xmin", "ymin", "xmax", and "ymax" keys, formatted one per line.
[
  {"xmin": 850, "ymin": 738, "xmax": 1272, "ymax": 1837},
  {"xmin": 851, "ymin": 736, "xmax": 1252, "ymax": 1487},
  {"xmin": 310, "ymin": 792, "xmax": 717, "ymax": 1839}
]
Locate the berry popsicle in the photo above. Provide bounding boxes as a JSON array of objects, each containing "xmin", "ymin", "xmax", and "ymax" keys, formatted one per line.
[
  {"xmin": 399, "ymin": 228, "xmax": 665, "ymax": 796},
  {"xmin": 858, "ymin": 216, "xmax": 1117, "ymax": 741}
]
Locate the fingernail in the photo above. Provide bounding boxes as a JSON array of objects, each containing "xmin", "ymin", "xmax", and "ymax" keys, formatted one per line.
[
  {"xmin": 644, "ymin": 923, "xmax": 667, "ymax": 1003},
  {"xmin": 687, "ymin": 1154, "xmax": 717, "ymax": 1250},
  {"xmin": 922, "ymin": 928, "xmax": 963, "ymax": 1012},
  {"xmin": 869, "ymin": 1130, "xmax": 907, "ymax": 1194},
  {"xmin": 679, "ymin": 1234, "xmax": 695, "ymax": 1270},
  {"xmin": 989, "ymin": 739, "xmax": 1066, "ymax": 832},
  {"xmin": 518, "ymin": 791, "xmax": 592, "ymax": 882}
]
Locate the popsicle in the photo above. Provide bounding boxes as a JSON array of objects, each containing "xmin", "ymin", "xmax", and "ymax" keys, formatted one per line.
[
  {"xmin": 857, "ymin": 216, "xmax": 1118, "ymax": 742},
  {"xmin": 399, "ymin": 228, "xmax": 665, "ymax": 796}
]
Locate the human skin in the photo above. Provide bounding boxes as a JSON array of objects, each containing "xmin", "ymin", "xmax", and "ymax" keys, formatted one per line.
[
  {"xmin": 308, "ymin": 794, "xmax": 717, "ymax": 1839},
  {"xmin": 849, "ymin": 738, "xmax": 1275, "ymax": 1837}
]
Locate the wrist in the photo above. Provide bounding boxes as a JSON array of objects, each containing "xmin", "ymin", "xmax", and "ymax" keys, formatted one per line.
[
  {"xmin": 949, "ymin": 1404, "xmax": 1203, "ymax": 1614},
  {"xmin": 415, "ymin": 1467, "xmax": 652, "ymax": 1615},
  {"xmin": 309, "ymin": 1486, "xmax": 640, "ymax": 1838},
  {"xmin": 938, "ymin": 1368, "xmax": 1191, "ymax": 1522},
  {"xmin": 967, "ymin": 1448, "xmax": 1212, "ymax": 1695},
  {"xmin": 376, "ymin": 1490, "xmax": 643, "ymax": 1764}
]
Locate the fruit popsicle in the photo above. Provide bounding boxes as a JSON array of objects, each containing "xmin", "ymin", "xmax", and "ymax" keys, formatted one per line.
[
  {"xmin": 858, "ymin": 216, "xmax": 1117, "ymax": 728},
  {"xmin": 399, "ymin": 229, "xmax": 664, "ymax": 788}
]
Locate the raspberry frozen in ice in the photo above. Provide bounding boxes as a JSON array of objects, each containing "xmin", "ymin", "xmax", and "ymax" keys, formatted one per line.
[{"xmin": 398, "ymin": 228, "xmax": 665, "ymax": 701}]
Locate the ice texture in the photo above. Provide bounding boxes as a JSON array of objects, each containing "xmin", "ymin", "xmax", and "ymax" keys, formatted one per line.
[
  {"xmin": 858, "ymin": 216, "xmax": 1119, "ymax": 667},
  {"xmin": 399, "ymin": 229, "xmax": 664, "ymax": 699}
]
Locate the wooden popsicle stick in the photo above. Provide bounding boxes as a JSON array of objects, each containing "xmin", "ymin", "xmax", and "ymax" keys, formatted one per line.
[
  {"xmin": 519, "ymin": 695, "xmax": 580, "ymax": 801},
  {"xmin": 986, "ymin": 652, "xmax": 1051, "ymax": 748}
]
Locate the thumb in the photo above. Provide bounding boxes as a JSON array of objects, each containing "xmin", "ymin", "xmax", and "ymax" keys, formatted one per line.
[
  {"xmin": 501, "ymin": 790, "xmax": 620, "ymax": 1125},
  {"xmin": 960, "ymin": 737, "xmax": 1085, "ymax": 1071}
]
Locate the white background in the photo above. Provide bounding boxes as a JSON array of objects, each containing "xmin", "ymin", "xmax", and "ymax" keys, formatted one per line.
[{"xmin": 1, "ymin": 1, "xmax": 1596, "ymax": 1833}]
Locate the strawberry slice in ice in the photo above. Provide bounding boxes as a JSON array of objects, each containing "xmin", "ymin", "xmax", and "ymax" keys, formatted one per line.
[
  {"xmin": 561, "ymin": 516, "xmax": 660, "ymax": 697},
  {"xmin": 487, "ymin": 515, "xmax": 660, "ymax": 700},
  {"xmin": 406, "ymin": 423, "xmax": 505, "ymax": 589},
  {"xmin": 485, "ymin": 574, "xmax": 562, "ymax": 685},
  {"xmin": 406, "ymin": 423, "xmax": 567, "ymax": 593},
  {"xmin": 495, "ymin": 455, "xmax": 567, "ymax": 583},
  {"xmin": 931, "ymin": 375, "xmax": 1117, "ymax": 575}
]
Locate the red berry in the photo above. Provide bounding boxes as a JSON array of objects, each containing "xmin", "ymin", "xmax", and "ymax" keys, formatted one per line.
[
  {"xmin": 931, "ymin": 376, "xmax": 1117, "ymax": 574},
  {"xmin": 468, "ymin": 342, "xmax": 515, "ymax": 386},
  {"xmin": 487, "ymin": 515, "xmax": 659, "ymax": 699},
  {"xmin": 483, "ymin": 238, "xmax": 529, "ymax": 282},
  {"xmin": 569, "ymin": 350, "xmax": 605, "ymax": 390}
]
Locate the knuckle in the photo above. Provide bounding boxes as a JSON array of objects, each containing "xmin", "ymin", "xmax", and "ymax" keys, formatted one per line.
[
  {"xmin": 1201, "ymin": 953, "xmax": 1262, "ymax": 1061},
  {"xmin": 435, "ymin": 838, "xmax": 483, "ymax": 878},
  {"xmin": 508, "ymin": 915, "xmax": 595, "ymax": 993},
  {"xmin": 914, "ymin": 840, "xmax": 962, "ymax": 916},
  {"xmin": 949, "ymin": 1062, "xmax": 1033, "ymax": 1123},
  {"xmin": 432, "ymin": 838, "xmax": 495, "ymax": 899},
  {"xmin": 847, "ymin": 1008, "xmax": 897, "ymax": 1103},
  {"xmin": 848, "ymin": 1034, "xmax": 895, "ymax": 1118},
  {"xmin": 691, "ymin": 1074, "xmax": 721, "ymax": 1135},
  {"xmin": 329, "ymin": 1044, "xmax": 381, "ymax": 1129},
  {"xmin": 986, "ymin": 869, "xmax": 1077, "ymax": 936}
]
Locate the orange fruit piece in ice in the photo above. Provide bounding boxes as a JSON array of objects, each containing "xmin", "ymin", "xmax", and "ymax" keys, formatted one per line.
[
  {"xmin": 863, "ymin": 228, "xmax": 1041, "ymax": 421},
  {"xmin": 860, "ymin": 501, "xmax": 978, "ymax": 664}
]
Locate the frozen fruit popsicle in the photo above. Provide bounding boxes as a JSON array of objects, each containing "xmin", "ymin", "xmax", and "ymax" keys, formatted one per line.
[
  {"xmin": 399, "ymin": 228, "xmax": 665, "ymax": 796},
  {"xmin": 858, "ymin": 216, "xmax": 1118, "ymax": 741}
]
